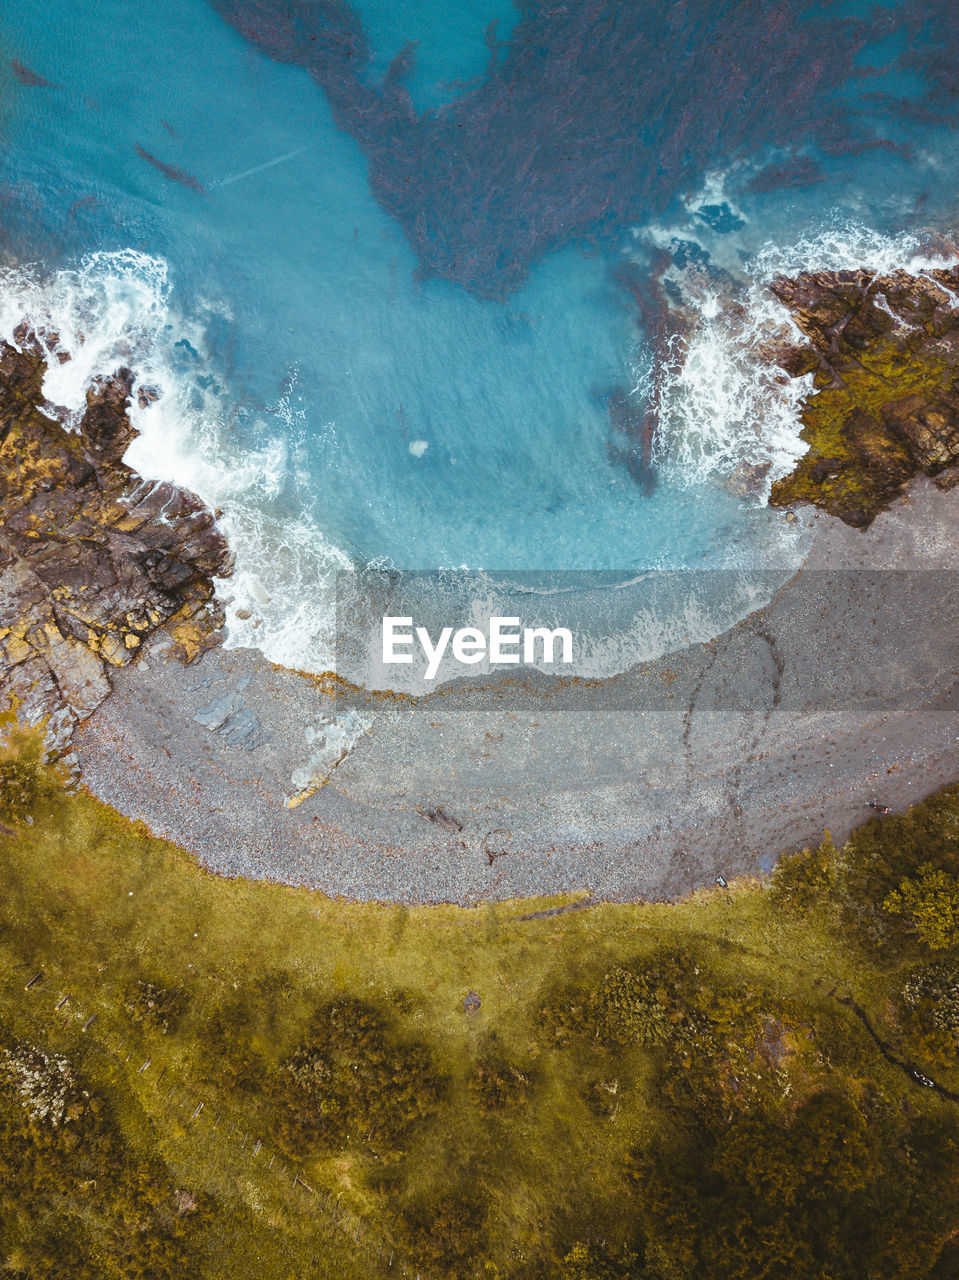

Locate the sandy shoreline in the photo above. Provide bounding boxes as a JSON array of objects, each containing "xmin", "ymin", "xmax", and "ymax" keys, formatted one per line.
[{"xmin": 73, "ymin": 478, "xmax": 959, "ymax": 905}]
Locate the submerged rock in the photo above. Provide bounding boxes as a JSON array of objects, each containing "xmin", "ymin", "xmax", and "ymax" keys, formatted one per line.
[
  {"xmin": 768, "ymin": 266, "xmax": 959, "ymax": 526},
  {"xmin": 0, "ymin": 333, "xmax": 233, "ymax": 750},
  {"xmin": 285, "ymin": 709, "xmax": 371, "ymax": 807},
  {"xmin": 194, "ymin": 688, "xmax": 266, "ymax": 749}
]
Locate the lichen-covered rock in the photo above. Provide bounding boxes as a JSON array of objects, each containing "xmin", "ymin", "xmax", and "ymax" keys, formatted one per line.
[
  {"xmin": 0, "ymin": 332, "xmax": 233, "ymax": 750},
  {"xmin": 768, "ymin": 267, "xmax": 959, "ymax": 526}
]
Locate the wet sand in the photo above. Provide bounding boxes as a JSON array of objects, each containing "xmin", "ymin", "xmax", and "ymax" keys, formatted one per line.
[{"xmin": 75, "ymin": 480, "xmax": 959, "ymax": 904}]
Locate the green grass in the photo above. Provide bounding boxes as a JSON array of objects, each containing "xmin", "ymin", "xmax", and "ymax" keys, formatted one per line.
[{"xmin": 3, "ymin": 723, "xmax": 959, "ymax": 1278}]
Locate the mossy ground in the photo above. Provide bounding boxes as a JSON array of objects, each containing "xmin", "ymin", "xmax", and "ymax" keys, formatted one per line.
[
  {"xmin": 770, "ymin": 348, "xmax": 946, "ymax": 525},
  {"xmin": 767, "ymin": 268, "xmax": 959, "ymax": 527},
  {"xmin": 2, "ymin": 720, "xmax": 959, "ymax": 1277}
]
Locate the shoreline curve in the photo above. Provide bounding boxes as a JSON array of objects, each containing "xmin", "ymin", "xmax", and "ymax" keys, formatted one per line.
[{"xmin": 73, "ymin": 475, "xmax": 959, "ymax": 905}]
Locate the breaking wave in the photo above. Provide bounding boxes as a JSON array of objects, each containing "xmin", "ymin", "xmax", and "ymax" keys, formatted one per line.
[
  {"xmin": 650, "ymin": 221, "xmax": 959, "ymax": 493},
  {"xmin": 1, "ymin": 225, "xmax": 954, "ymax": 688},
  {"xmin": 0, "ymin": 249, "xmax": 353, "ymax": 673}
]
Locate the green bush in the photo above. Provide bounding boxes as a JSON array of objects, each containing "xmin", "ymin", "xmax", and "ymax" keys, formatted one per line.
[
  {"xmin": 0, "ymin": 727, "xmax": 55, "ymax": 820},
  {"xmin": 540, "ymin": 948, "xmax": 699, "ymax": 1052},
  {"xmin": 838, "ymin": 788, "xmax": 959, "ymax": 955},
  {"xmin": 122, "ymin": 979, "xmax": 188, "ymax": 1034},
  {"xmin": 770, "ymin": 838, "xmax": 838, "ymax": 913},
  {"xmin": 884, "ymin": 864, "xmax": 959, "ymax": 950},
  {"xmin": 0, "ymin": 1028, "xmax": 208, "ymax": 1279},
  {"xmin": 468, "ymin": 1051, "xmax": 531, "ymax": 1111},
  {"xmin": 397, "ymin": 1188, "xmax": 487, "ymax": 1277},
  {"xmin": 630, "ymin": 1092, "xmax": 959, "ymax": 1280},
  {"xmin": 595, "ymin": 966, "xmax": 675, "ymax": 1049},
  {"xmin": 193, "ymin": 1001, "xmax": 268, "ymax": 1098},
  {"xmin": 899, "ymin": 961, "xmax": 959, "ymax": 1064},
  {"xmin": 273, "ymin": 997, "xmax": 446, "ymax": 1154},
  {"xmin": 558, "ymin": 1240, "xmax": 641, "ymax": 1280}
]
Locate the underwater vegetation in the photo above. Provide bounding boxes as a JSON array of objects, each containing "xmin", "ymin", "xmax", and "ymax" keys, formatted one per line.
[{"xmin": 209, "ymin": 0, "xmax": 959, "ymax": 298}]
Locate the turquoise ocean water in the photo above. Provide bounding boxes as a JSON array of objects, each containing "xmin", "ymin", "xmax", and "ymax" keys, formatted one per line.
[{"xmin": 1, "ymin": 0, "xmax": 957, "ymax": 682}]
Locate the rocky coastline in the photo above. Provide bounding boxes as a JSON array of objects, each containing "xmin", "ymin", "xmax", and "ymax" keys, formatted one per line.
[
  {"xmin": 769, "ymin": 266, "xmax": 959, "ymax": 526},
  {"xmin": 4, "ymin": 270, "xmax": 959, "ymax": 904},
  {"xmin": 0, "ymin": 329, "xmax": 232, "ymax": 753}
]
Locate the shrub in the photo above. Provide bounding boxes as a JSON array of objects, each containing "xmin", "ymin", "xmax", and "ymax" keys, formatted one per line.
[
  {"xmin": 559, "ymin": 1240, "xmax": 641, "ymax": 1279},
  {"xmin": 398, "ymin": 1189, "xmax": 486, "ymax": 1277},
  {"xmin": 0, "ymin": 1030, "xmax": 206, "ymax": 1278},
  {"xmin": 837, "ymin": 788, "xmax": 959, "ymax": 954},
  {"xmin": 595, "ymin": 967, "xmax": 673, "ymax": 1049},
  {"xmin": 193, "ymin": 999, "xmax": 267, "ymax": 1097},
  {"xmin": 770, "ymin": 838, "xmax": 837, "ymax": 912},
  {"xmin": 900, "ymin": 962, "xmax": 959, "ymax": 1064},
  {"xmin": 122, "ymin": 980, "xmax": 188, "ymax": 1034},
  {"xmin": 884, "ymin": 864, "xmax": 959, "ymax": 950},
  {"xmin": 538, "ymin": 985, "xmax": 595, "ymax": 1047},
  {"xmin": 274, "ymin": 997, "xmax": 446, "ymax": 1154},
  {"xmin": 539, "ymin": 948, "xmax": 699, "ymax": 1052},
  {"xmin": 468, "ymin": 1053, "xmax": 531, "ymax": 1111},
  {"xmin": 0, "ymin": 726, "xmax": 56, "ymax": 820}
]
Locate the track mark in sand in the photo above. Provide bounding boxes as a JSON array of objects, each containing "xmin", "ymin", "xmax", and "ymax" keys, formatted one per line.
[
  {"xmin": 681, "ymin": 626, "xmax": 785, "ymax": 811},
  {"xmin": 681, "ymin": 640, "xmax": 723, "ymax": 765},
  {"xmin": 743, "ymin": 626, "xmax": 784, "ymax": 760}
]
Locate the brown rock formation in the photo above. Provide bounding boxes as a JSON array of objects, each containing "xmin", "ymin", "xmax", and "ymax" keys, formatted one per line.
[
  {"xmin": 0, "ymin": 330, "xmax": 233, "ymax": 750},
  {"xmin": 768, "ymin": 266, "xmax": 959, "ymax": 526}
]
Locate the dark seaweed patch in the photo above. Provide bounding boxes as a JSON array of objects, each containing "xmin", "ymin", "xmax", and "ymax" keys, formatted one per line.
[{"xmin": 209, "ymin": 0, "xmax": 958, "ymax": 298}]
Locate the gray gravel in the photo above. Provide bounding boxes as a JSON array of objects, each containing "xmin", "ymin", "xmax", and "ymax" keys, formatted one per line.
[{"xmin": 75, "ymin": 480, "xmax": 959, "ymax": 904}]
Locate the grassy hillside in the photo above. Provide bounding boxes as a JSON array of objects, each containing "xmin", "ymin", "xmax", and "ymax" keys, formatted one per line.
[{"xmin": 2, "ymin": 718, "xmax": 959, "ymax": 1279}]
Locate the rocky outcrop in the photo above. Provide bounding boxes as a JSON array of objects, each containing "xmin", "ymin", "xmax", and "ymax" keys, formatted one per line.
[
  {"xmin": 0, "ymin": 330, "xmax": 233, "ymax": 750},
  {"xmin": 768, "ymin": 267, "xmax": 959, "ymax": 526}
]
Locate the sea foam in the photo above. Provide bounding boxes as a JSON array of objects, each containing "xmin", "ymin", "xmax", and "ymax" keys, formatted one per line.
[
  {"xmin": 645, "ymin": 220, "xmax": 959, "ymax": 495},
  {"xmin": 1, "ymin": 228, "xmax": 953, "ymax": 689},
  {"xmin": 0, "ymin": 250, "xmax": 352, "ymax": 673}
]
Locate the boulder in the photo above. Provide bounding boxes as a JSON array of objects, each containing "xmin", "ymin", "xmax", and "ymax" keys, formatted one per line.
[
  {"xmin": 0, "ymin": 335, "xmax": 233, "ymax": 751},
  {"xmin": 768, "ymin": 267, "xmax": 959, "ymax": 526}
]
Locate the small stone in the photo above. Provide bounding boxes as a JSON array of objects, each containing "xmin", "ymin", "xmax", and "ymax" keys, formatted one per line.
[
  {"xmin": 463, "ymin": 991, "xmax": 481, "ymax": 1013},
  {"xmin": 421, "ymin": 807, "xmax": 463, "ymax": 833}
]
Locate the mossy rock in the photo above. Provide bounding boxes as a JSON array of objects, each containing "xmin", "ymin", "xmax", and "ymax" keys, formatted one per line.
[
  {"xmin": 0, "ymin": 333, "xmax": 232, "ymax": 746},
  {"xmin": 768, "ymin": 268, "xmax": 959, "ymax": 526}
]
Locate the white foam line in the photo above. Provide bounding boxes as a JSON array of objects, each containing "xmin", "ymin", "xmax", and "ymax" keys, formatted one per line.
[
  {"xmin": 649, "ymin": 222, "xmax": 959, "ymax": 497},
  {"xmin": 5, "ymin": 222, "xmax": 951, "ymax": 687},
  {"xmin": 213, "ymin": 147, "xmax": 309, "ymax": 189},
  {"xmin": 0, "ymin": 249, "xmax": 354, "ymax": 676}
]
